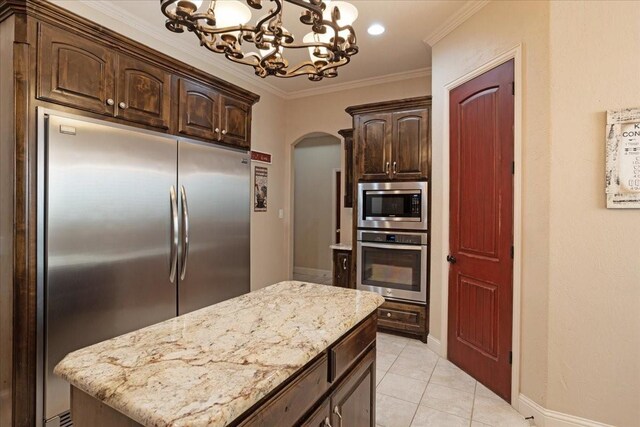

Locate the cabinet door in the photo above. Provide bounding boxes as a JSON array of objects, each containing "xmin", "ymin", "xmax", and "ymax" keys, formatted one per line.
[
  {"xmin": 220, "ymin": 96, "xmax": 251, "ymax": 149},
  {"xmin": 37, "ymin": 23, "xmax": 115, "ymax": 115},
  {"xmin": 116, "ymin": 55, "xmax": 171, "ymax": 129},
  {"xmin": 357, "ymin": 113, "xmax": 392, "ymax": 181},
  {"xmin": 391, "ymin": 109, "xmax": 429, "ymax": 180},
  {"xmin": 333, "ymin": 250, "xmax": 351, "ymax": 288},
  {"xmin": 301, "ymin": 401, "xmax": 331, "ymax": 427},
  {"xmin": 177, "ymin": 78, "xmax": 221, "ymax": 141},
  {"xmin": 330, "ymin": 348, "xmax": 376, "ymax": 427}
]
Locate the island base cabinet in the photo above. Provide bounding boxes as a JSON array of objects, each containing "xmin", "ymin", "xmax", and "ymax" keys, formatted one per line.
[{"xmin": 71, "ymin": 387, "xmax": 143, "ymax": 427}]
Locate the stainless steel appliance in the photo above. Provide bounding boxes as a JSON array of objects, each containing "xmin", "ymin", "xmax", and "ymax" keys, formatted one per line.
[
  {"xmin": 356, "ymin": 230, "xmax": 428, "ymax": 303},
  {"xmin": 357, "ymin": 181, "xmax": 428, "ymax": 230},
  {"xmin": 38, "ymin": 110, "xmax": 250, "ymax": 426}
]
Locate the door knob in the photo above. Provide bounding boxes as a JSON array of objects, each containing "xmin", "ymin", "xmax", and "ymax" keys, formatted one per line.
[{"xmin": 446, "ymin": 255, "xmax": 457, "ymax": 264}]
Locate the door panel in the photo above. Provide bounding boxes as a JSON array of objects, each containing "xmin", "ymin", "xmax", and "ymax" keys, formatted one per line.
[
  {"xmin": 392, "ymin": 110, "xmax": 429, "ymax": 180},
  {"xmin": 448, "ymin": 59, "xmax": 514, "ymax": 402},
  {"xmin": 37, "ymin": 23, "xmax": 115, "ymax": 115},
  {"xmin": 177, "ymin": 78, "xmax": 221, "ymax": 141},
  {"xmin": 116, "ymin": 54, "xmax": 171, "ymax": 129},
  {"xmin": 358, "ymin": 113, "xmax": 392, "ymax": 181},
  {"xmin": 220, "ymin": 96, "xmax": 251, "ymax": 148},
  {"xmin": 330, "ymin": 348, "xmax": 375, "ymax": 427},
  {"xmin": 177, "ymin": 140, "xmax": 250, "ymax": 314},
  {"xmin": 45, "ymin": 114, "xmax": 178, "ymax": 420}
]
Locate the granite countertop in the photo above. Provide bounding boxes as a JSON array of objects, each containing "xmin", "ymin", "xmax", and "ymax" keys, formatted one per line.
[
  {"xmin": 54, "ymin": 281, "xmax": 384, "ymax": 427},
  {"xmin": 330, "ymin": 243, "xmax": 352, "ymax": 251}
]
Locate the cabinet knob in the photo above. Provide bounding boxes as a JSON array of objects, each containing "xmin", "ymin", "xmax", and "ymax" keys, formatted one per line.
[
  {"xmin": 387, "ymin": 312, "xmax": 392, "ymax": 318},
  {"xmin": 221, "ymin": 129, "xmax": 227, "ymax": 135},
  {"xmin": 215, "ymin": 128, "xmax": 220, "ymax": 133},
  {"xmin": 106, "ymin": 98, "xmax": 115, "ymax": 106},
  {"xmin": 118, "ymin": 102, "xmax": 127, "ymax": 109}
]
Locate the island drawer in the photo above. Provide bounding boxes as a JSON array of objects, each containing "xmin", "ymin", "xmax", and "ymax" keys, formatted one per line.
[
  {"xmin": 329, "ymin": 315, "xmax": 377, "ymax": 383},
  {"xmin": 238, "ymin": 354, "xmax": 329, "ymax": 427}
]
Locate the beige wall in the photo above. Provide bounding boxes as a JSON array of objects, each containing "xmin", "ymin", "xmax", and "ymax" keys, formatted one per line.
[
  {"xmin": 546, "ymin": 2, "xmax": 640, "ymax": 425},
  {"xmin": 293, "ymin": 136, "xmax": 341, "ymax": 272},
  {"xmin": 431, "ymin": 0, "xmax": 551, "ymax": 406},
  {"xmin": 50, "ymin": 0, "xmax": 290, "ymax": 291},
  {"xmin": 433, "ymin": 1, "xmax": 640, "ymax": 425},
  {"xmin": 284, "ymin": 76, "xmax": 431, "ymax": 275}
]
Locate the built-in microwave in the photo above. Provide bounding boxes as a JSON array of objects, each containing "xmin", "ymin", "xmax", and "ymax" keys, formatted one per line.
[{"xmin": 357, "ymin": 181, "xmax": 428, "ymax": 230}]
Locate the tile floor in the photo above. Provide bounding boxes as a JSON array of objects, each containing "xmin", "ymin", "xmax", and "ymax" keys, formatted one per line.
[{"xmin": 376, "ymin": 333, "xmax": 533, "ymax": 427}]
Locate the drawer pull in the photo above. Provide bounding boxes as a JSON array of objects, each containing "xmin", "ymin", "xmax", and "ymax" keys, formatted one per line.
[
  {"xmin": 323, "ymin": 416, "xmax": 332, "ymax": 427},
  {"xmin": 386, "ymin": 312, "xmax": 392, "ymax": 318}
]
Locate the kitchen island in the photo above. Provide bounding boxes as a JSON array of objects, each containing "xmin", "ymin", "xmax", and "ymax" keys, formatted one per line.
[{"xmin": 54, "ymin": 281, "xmax": 384, "ymax": 427}]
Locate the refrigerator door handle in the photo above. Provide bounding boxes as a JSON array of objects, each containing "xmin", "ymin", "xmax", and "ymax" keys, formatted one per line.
[
  {"xmin": 180, "ymin": 185, "xmax": 190, "ymax": 281},
  {"xmin": 169, "ymin": 185, "xmax": 179, "ymax": 283}
]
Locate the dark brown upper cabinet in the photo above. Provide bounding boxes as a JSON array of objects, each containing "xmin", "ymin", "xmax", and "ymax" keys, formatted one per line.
[
  {"xmin": 220, "ymin": 96, "xmax": 251, "ymax": 149},
  {"xmin": 339, "ymin": 128, "xmax": 354, "ymax": 208},
  {"xmin": 178, "ymin": 78, "xmax": 252, "ymax": 149},
  {"xmin": 392, "ymin": 109, "xmax": 429, "ymax": 180},
  {"xmin": 177, "ymin": 77, "xmax": 222, "ymax": 141},
  {"xmin": 37, "ymin": 23, "xmax": 116, "ymax": 116},
  {"xmin": 356, "ymin": 113, "xmax": 393, "ymax": 181},
  {"xmin": 36, "ymin": 22, "xmax": 258, "ymax": 146},
  {"xmin": 347, "ymin": 97, "xmax": 431, "ymax": 182},
  {"xmin": 116, "ymin": 54, "xmax": 171, "ymax": 129}
]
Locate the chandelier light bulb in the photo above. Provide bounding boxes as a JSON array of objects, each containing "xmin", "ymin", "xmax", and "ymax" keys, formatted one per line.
[
  {"xmin": 303, "ymin": 31, "xmax": 332, "ymax": 62},
  {"xmin": 323, "ymin": 1, "xmax": 358, "ymax": 26},
  {"xmin": 214, "ymin": 0, "xmax": 252, "ymax": 28}
]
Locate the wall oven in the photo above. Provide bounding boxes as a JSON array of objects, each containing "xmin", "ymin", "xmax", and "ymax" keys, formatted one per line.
[
  {"xmin": 357, "ymin": 181, "xmax": 428, "ymax": 230},
  {"xmin": 357, "ymin": 230, "xmax": 428, "ymax": 303}
]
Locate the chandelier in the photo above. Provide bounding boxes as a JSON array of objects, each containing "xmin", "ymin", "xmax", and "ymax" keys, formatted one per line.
[{"xmin": 160, "ymin": 0, "xmax": 359, "ymax": 81}]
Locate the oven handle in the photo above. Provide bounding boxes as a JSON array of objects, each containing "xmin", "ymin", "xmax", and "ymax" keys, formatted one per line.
[
  {"xmin": 364, "ymin": 190, "xmax": 421, "ymax": 195},
  {"xmin": 360, "ymin": 242, "xmax": 423, "ymax": 251}
]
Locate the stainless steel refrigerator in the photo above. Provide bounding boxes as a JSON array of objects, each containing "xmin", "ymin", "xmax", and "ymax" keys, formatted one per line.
[{"xmin": 39, "ymin": 110, "xmax": 250, "ymax": 426}]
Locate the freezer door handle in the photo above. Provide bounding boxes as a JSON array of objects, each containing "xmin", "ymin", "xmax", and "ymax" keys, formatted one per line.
[
  {"xmin": 180, "ymin": 185, "xmax": 190, "ymax": 281},
  {"xmin": 169, "ymin": 185, "xmax": 179, "ymax": 283}
]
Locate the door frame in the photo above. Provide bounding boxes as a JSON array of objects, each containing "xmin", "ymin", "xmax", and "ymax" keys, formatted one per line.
[
  {"xmin": 439, "ymin": 45, "xmax": 523, "ymax": 405},
  {"xmin": 332, "ymin": 168, "xmax": 341, "ymax": 244}
]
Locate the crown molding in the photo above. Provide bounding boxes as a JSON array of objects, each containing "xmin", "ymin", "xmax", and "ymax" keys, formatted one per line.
[
  {"xmin": 284, "ymin": 67, "xmax": 432, "ymax": 100},
  {"xmin": 423, "ymin": 0, "xmax": 489, "ymax": 47},
  {"xmin": 77, "ymin": 0, "xmax": 288, "ymax": 99}
]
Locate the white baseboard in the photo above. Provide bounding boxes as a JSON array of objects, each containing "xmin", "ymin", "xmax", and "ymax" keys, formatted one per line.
[
  {"xmin": 518, "ymin": 394, "xmax": 614, "ymax": 427},
  {"xmin": 293, "ymin": 266, "xmax": 331, "ymax": 278},
  {"xmin": 426, "ymin": 335, "xmax": 442, "ymax": 356}
]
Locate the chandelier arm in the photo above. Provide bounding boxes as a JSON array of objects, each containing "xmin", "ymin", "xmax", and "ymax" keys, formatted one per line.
[{"xmin": 160, "ymin": 0, "xmax": 358, "ymax": 80}]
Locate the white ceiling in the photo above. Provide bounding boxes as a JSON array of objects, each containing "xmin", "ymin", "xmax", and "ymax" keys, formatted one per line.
[{"xmin": 55, "ymin": 0, "xmax": 480, "ymax": 96}]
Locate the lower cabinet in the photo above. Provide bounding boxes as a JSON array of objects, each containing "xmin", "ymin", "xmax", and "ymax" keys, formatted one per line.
[
  {"xmin": 302, "ymin": 349, "xmax": 375, "ymax": 427},
  {"xmin": 377, "ymin": 300, "xmax": 429, "ymax": 342},
  {"xmin": 332, "ymin": 249, "xmax": 352, "ymax": 288},
  {"xmin": 239, "ymin": 315, "xmax": 377, "ymax": 427}
]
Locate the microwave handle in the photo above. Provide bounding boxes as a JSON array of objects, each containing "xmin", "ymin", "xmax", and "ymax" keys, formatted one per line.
[{"xmin": 360, "ymin": 242, "xmax": 423, "ymax": 251}]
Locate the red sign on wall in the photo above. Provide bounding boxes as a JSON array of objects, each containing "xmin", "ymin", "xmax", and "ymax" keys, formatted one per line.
[{"xmin": 251, "ymin": 151, "xmax": 272, "ymax": 164}]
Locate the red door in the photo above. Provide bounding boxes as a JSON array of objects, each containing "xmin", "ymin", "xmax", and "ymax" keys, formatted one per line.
[{"xmin": 448, "ymin": 60, "xmax": 514, "ymax": 402}]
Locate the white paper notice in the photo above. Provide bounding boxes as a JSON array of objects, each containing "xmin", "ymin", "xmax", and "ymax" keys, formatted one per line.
[{"xmin": 606, "ymin": 108, "xmax": 640, "ymax": 208}]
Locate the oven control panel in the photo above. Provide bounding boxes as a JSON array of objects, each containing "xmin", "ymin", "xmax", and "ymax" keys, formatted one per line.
[{"xmin": 359, "ymin": 232, "xmax": 425, "ymax": 245}]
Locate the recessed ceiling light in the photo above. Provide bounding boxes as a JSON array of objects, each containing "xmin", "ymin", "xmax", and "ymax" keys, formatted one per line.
[{"xmin": 367, "ymin": 23, "xmax": 385, "ymax": 36}]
